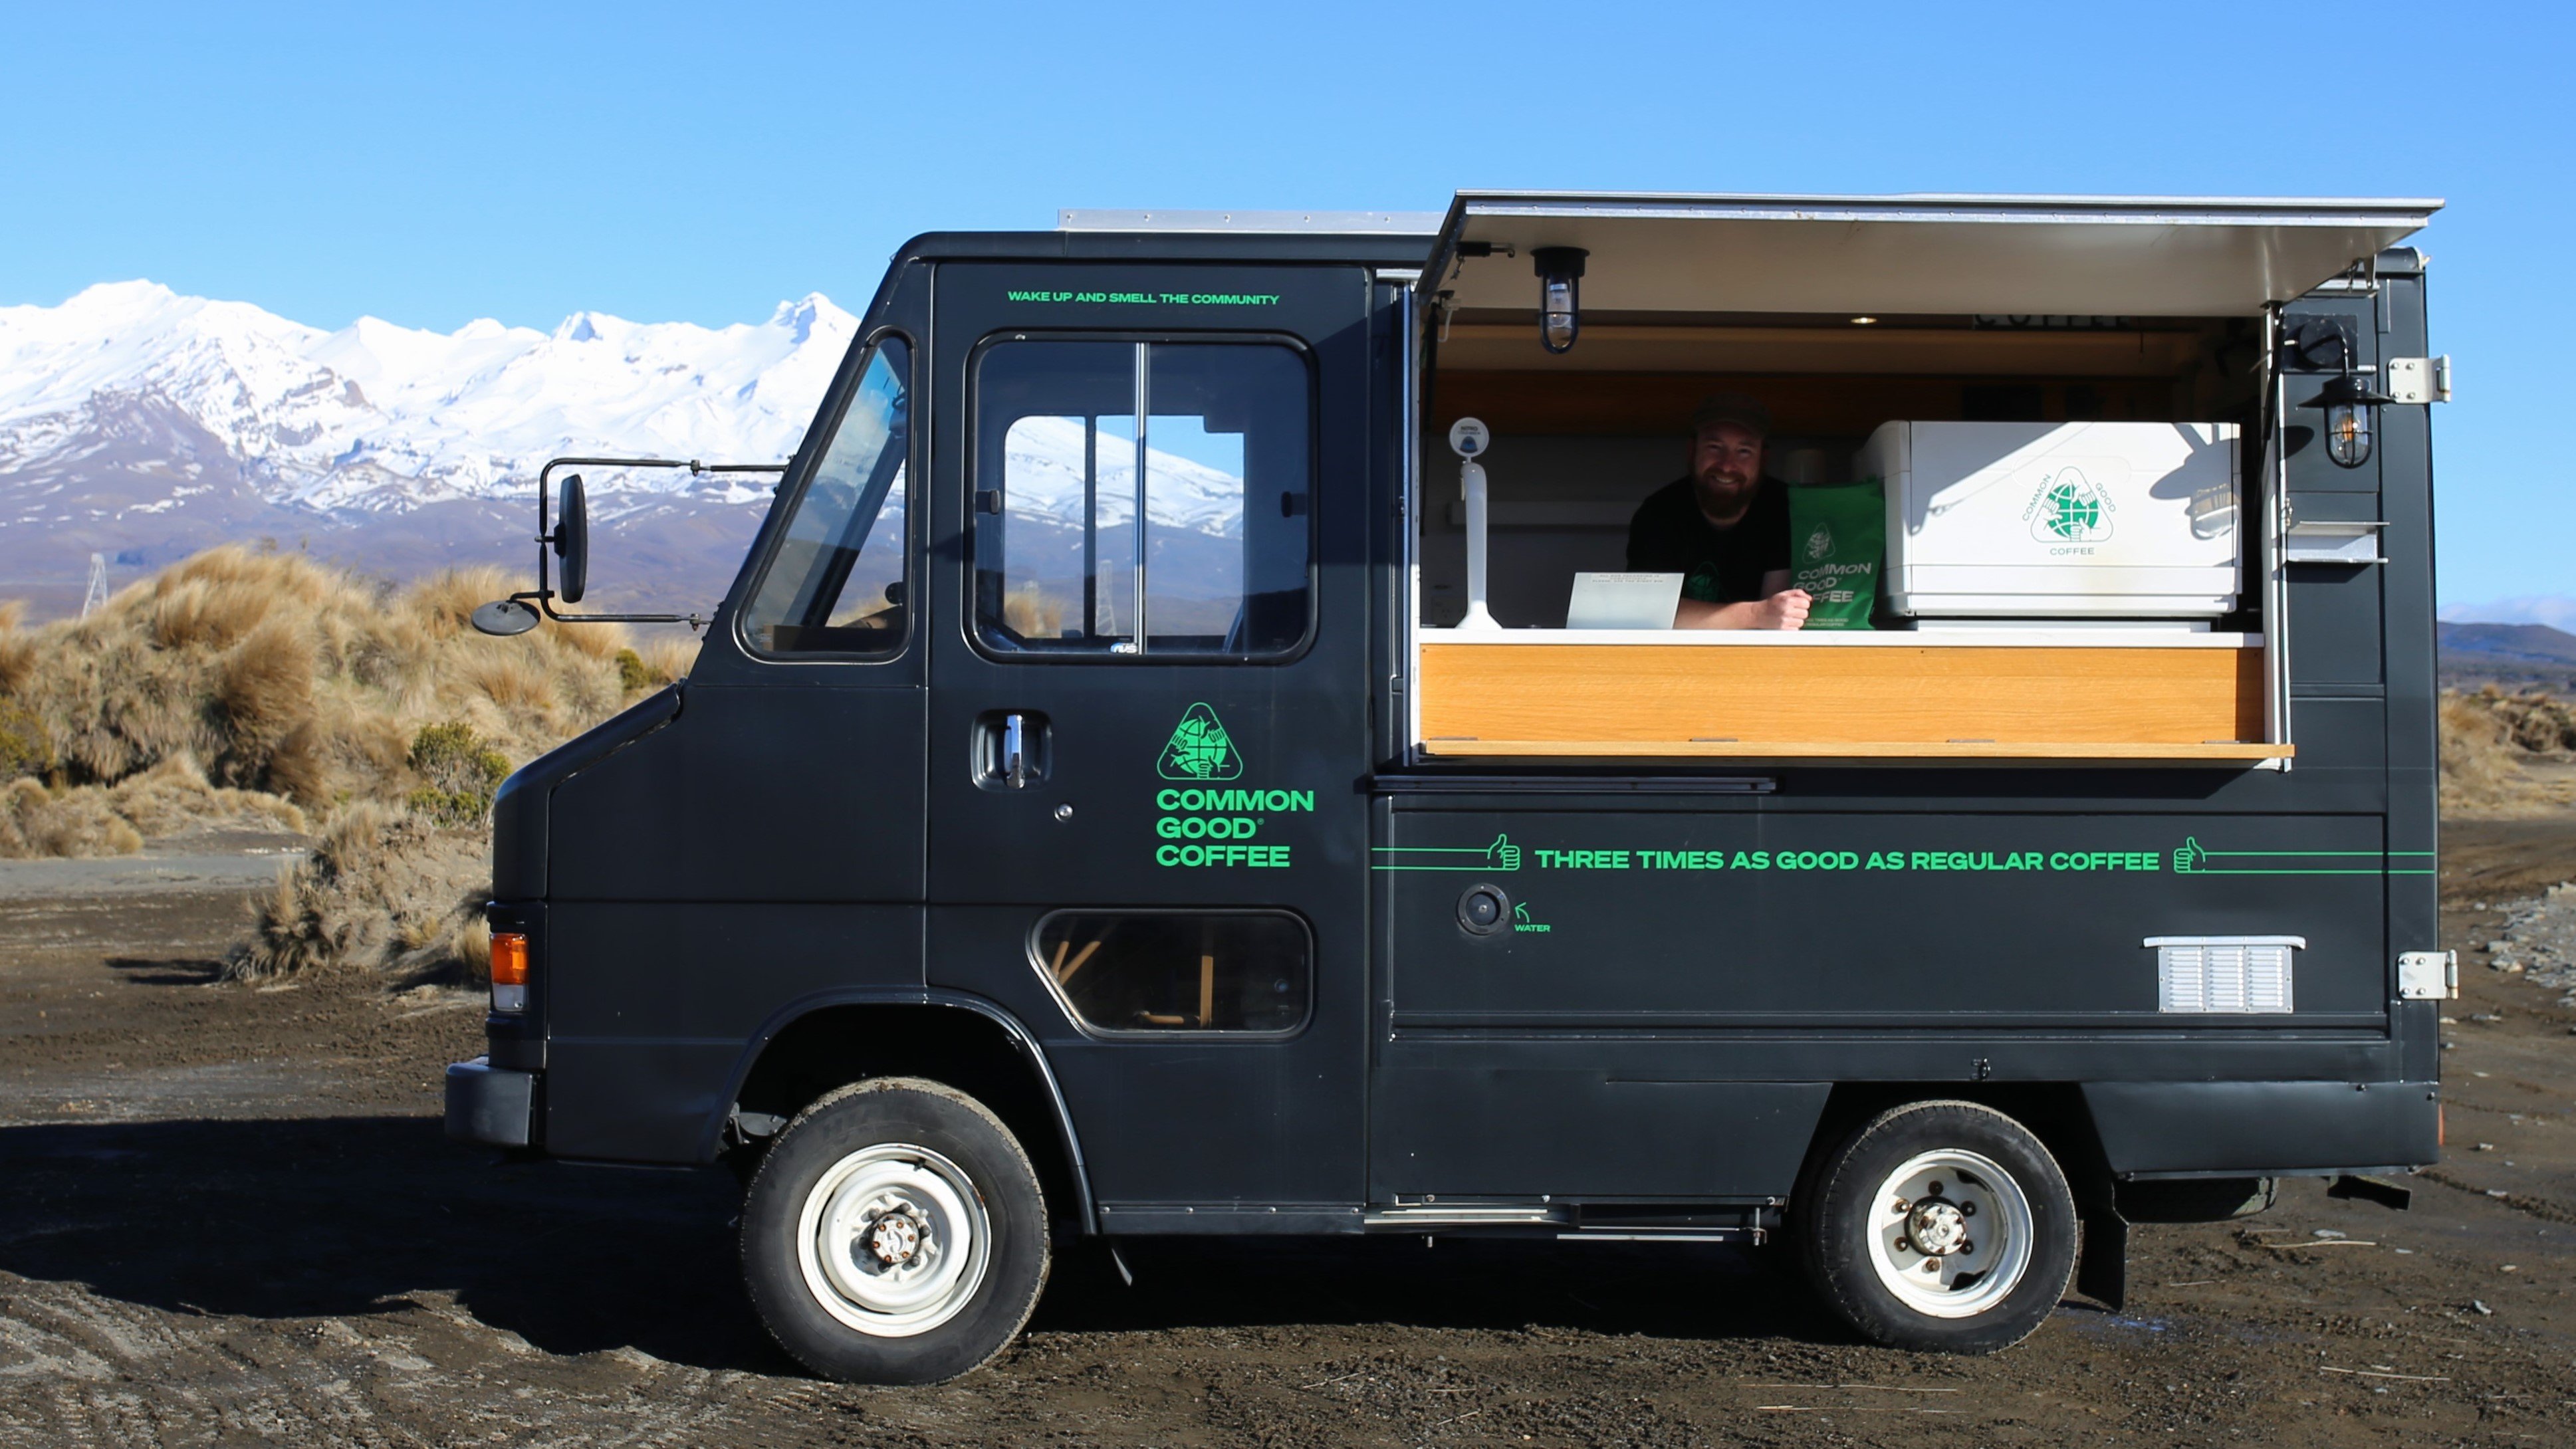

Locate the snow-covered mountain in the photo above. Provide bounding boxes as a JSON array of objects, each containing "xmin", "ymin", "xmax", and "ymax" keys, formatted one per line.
[
  {"xmin": 0, "ymin": 280, "xmax": 852, "ymax": 514},
  {"xmin": 0, "ymin": 281, "xmax": 1254, "ymax": 618},
  {"xmin": 998, "ymin": 413, "xmax": 1246, "ymax": 538}
]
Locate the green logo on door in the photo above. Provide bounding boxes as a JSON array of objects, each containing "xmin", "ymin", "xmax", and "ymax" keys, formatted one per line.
[{"xmin": 1158, "ymin": 702, "xmax": 1242, "ymax": 780}]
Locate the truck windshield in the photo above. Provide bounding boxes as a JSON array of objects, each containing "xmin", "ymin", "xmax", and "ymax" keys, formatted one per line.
[{"xmin": 742, "ymin": 338, "xmax": 911, "ymax": 655}]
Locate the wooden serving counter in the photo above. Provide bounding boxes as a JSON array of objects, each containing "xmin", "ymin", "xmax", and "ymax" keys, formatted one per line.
[{"xmin": 1415, "ymin": 629, "xmax": 2283, "ymax": 762}]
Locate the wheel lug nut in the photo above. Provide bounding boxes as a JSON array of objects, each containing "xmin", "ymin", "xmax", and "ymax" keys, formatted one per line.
[
  {"xmin": 1895, "ymin": 1237, "xmax": 1912, "ymax": 1252},
  {"xmin": 1960, "ymin": 1202, "xmax": 1976, "ymax": 1217}
]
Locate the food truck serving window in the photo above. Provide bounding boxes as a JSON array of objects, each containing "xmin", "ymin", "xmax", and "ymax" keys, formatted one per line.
[
  {"xmin": 741, "ymin": 338, "xmax": 911, "ymax": 657},
  {"xmin": 972, "ymin": 339, "xmax": 1313, "ymax": 658}
]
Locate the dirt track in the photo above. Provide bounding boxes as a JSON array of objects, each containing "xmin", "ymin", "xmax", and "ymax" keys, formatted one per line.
[{"xmin": 3, "ymin": 828, "xmax": 2573, "ymax": 1447}]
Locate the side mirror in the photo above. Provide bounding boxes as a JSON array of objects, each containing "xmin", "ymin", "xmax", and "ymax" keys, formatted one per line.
[
  {"xmin": 554, "ymin": 473, "xmax": 589, "ymax": 604},
  {"xmin": 494, "ymin": 453, "xmax": 775, "ymax": 631},
  {"xmin": 469, "ymin": 598, "xmax": 540, "ymax": 636}
]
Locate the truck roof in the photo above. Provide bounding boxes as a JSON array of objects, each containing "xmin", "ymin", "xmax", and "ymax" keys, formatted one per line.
[
  {"xmin": 893, "ymin": 227, "xmax": 1438, "ymax": 269},
  {"xmin": 894, "ymin": 192, "xmax": 2443, "ymax": 313}
]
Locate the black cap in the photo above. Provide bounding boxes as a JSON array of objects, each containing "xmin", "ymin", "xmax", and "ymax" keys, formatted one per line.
[{"xmin": 1691, "ymin": 393, "xmax": 1771, "ymax": 437}]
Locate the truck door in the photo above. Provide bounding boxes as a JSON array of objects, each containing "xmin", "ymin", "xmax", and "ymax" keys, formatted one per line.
[{"xmin": 922, "ymin": 265, "xmax": 1375, "ymax": 1230}]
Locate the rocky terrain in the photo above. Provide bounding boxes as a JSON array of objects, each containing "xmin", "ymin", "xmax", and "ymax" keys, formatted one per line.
[
  {"xmin": 2479, "ymin": 882, "xmax": 2576, "ymax": 1003},
  {"xmin": 0, "ymin": 824, "xmax": 2570, "ymax": 1447}
]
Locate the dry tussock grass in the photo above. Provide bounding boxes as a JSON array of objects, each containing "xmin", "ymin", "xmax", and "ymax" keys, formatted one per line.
[
  {"xmin": 226, "ymin": 802, "xmax": 490, "ymax": 980},
  {"xmin": 2440, "ymin": 695, "xmax": 2527, "ymax": 816},
  {"xmin": 3, "ymin": 544, "xmax": 674, "ymax": 819},
  {"xmin": 628, "ymin": 634, "xmax": 699, "ymax": 685},
  {"xmin": 460, "ymin": 651, "xmax": 558, "ymax": 714},
  {"xmin": 2440, "ymin": 687, "xmax": 2576, "ymax": 817},
  {"xmin": 400, "ymin": 566, "xmax": 505, "ymax": 644},
  {"xmin": 152, "ymin": 578, "xmax": 277, "ymax": 651},
  {"xmin": 0, "ymin": 777, "xmax": 144, "ymax": 858},
  {"xmin": 3, "ymin": 544, "xmax": 695, "ymax": 977},
  {"xmin": 0, "ymin": 748, "xmax": 308, "ymax": 860},
  {"xmin": 266, "ymin": 700, "xmax": 411, "ymax": 810},
  {"xmin": 106, "ymin": 754, "xmax": 309, "ymax": 839},
  {"xmin": 0, "ymin": 601, "xmax": 34, "ymax": 697}
]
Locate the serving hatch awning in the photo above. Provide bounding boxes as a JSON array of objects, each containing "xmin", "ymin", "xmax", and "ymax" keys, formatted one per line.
[{"xmin": 1433, "ymin": 193, "xmax": 2440, "ymax": 318}]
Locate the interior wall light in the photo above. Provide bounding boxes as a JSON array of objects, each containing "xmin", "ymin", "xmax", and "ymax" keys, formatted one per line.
[
  {"xmin": 1850, "ymin": 316, "xmax": 1879, "ymax": 326},
  {"xmin": 1532, "ymin": 247, "xmax": 1587, "ymax": 354}
]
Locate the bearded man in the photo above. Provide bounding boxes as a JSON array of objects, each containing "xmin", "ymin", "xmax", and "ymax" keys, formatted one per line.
[{"xmin": 1623, "ymin": 393, "xmax": 1810, "ymax": 630}]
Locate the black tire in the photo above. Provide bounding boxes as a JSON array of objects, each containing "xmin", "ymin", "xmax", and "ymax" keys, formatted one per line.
[
  {"xmin": 741, "ymin": 1077, "xmax": 1049, "ymax": 1384},
  {"xmin": 1796, "ymin": 1100, "xmax": 2076, "ymax": 1353}
]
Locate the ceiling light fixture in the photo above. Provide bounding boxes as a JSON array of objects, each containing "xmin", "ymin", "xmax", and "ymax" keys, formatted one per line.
[{"xmin": 1532, "ymin": 247, "xmax": 1587, "ymax": 354}]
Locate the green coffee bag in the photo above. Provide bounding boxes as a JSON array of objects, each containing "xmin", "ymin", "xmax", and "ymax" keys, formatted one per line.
[{"xmin": 1788, "ymin": 477, "xmax": 1884, "ymax": 631}]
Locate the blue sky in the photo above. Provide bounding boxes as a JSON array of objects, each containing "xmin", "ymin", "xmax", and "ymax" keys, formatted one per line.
[{"xmin": 3, "ymin": 2, "xmax": 2567, "ymax": 610}]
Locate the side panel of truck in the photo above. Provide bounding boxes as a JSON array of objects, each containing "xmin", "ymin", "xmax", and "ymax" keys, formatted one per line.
[
  {"xmin": 919, "ymin": 264, "xmax": 1380, "ymax": 1226},
  {"xmin": 530, "ymin": 266, "xmax": 937, "ymax": 1163}
]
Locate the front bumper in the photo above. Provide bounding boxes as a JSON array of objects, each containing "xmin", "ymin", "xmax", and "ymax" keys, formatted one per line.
[{"xmin": 445, "ymin": 1057, "xmax": 537, "ymax": 1148}]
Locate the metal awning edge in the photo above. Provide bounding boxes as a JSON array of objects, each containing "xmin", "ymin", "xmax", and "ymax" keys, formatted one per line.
[{"xmin": 1447, "ymin": 191, "xmax": 2442, "ymax": 227}]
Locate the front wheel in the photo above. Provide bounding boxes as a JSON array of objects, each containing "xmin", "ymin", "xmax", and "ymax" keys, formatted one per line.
[
  {"xmin": 1797, "ymin": 1100, "xmax": 2077, "ymax": 1353},
  {"xmin": 741, "ymin": 1078, "xmax": 1049, "ymax": 1383}
]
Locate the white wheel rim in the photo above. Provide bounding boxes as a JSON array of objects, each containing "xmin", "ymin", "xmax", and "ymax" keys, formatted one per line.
[
  {"xmin": 1862, "ymin": 1148, "xmax": 2036, "ymax": 1319},
  {"xmin": 794, "ymin": 1143, "xmax": 991, "ymax": 1337}
]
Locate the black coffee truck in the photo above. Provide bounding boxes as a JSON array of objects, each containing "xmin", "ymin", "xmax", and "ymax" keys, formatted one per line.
[{"xmin": 445, "ymin": 193, "xmax": 2458, "ymax": 1382}]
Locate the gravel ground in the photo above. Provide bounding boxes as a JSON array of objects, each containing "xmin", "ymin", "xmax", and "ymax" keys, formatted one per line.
[
  {"xmin": 2480, "ymin": 883, "xmax": 2576, "ymax": 1003},
  {"xmin": 1, "ymin": 826, "xmax": 2571, "ymax": 1447}
]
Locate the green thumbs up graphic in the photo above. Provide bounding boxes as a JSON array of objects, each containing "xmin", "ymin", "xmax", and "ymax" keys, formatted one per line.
[
  {"xmin": 1487, "ymin": 834, "xmax": 1521, "ymax": 871},
  {"xmin": 2173, "ymin": 837, "xmax": 2207, "ymax": 873}
]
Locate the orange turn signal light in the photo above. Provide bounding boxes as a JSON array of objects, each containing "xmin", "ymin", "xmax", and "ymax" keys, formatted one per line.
[{"xmin": 490, "ymin": 932, "xmax": 530, "ymax": 986}]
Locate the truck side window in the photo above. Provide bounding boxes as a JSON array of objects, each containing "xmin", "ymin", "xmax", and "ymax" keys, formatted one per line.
[
  {"xmin": 1035, "ymin": 912, "xmax": 1310, "ymax": 1036},
  {"xmin": 972, "ymin": 340, "xmax": 1312, "ymax": 657},
  {"xmin": 741, "ymin": 338, "xmax": 911, "ymax": 655}
]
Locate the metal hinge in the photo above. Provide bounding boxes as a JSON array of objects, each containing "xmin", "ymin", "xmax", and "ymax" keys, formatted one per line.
[
  {"xmin": 2396, "ymin": 950, "xmax": 2456, "ymax": 1001},
  {"xmin": 2385, "ymin": 356, "xmax": 2453, "ymax": 404}
]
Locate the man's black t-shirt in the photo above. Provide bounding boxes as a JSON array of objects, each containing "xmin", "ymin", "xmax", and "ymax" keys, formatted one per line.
[{"xmin": 1625, "ymin": 475, "xmax": 1792, "ymax": 604}]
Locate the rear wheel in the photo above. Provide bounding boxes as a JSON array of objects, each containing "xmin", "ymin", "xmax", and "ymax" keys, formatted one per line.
[
  {"xmin": 741, "ymin": 1078, "xmax": 1048, "ymax": 1383},
  {"xmin": 1797, "ymin": 1100, "xmax": 2076, "ymax": 1353}
]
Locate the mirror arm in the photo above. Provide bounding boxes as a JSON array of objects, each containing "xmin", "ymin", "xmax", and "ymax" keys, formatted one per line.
[
  {"xmin": 518, "ymin": 455, "xmax": 787, "ymax": 631},
  {"xmin": 518, "ymin": 592, "xmax": 709, "ymax": 631}
]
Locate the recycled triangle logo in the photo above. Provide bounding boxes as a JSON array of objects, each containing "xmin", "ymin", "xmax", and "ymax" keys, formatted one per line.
[{"xmin": 1157, "ymin": 702, "xmax": 1242, "ymax": 781}]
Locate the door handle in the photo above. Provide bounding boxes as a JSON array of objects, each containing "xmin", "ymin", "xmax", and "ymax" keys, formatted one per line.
[
  {"xmin": 1002, "ymin": 712, "xmax": 1032, "ymax": 788},
  {"xmin": 975, "ymin": 709, "xmax": 1050, "ymax": 790}
]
